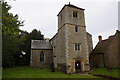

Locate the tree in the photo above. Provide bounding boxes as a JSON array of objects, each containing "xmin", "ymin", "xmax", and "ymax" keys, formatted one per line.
[
  {"xmin": 22, "ymin": 29, "xmax": 44, "ymax": 65},
  {"xmin": 2, "ymin": 1, "xmax": 44, "ymax": 67},
  {"xmin": 2, "ymin": 1, "xmax": 24, "ymax": 68},
  {"xmin": 29, "ymin": 29, "xmax": 44, "ymax": 40}
]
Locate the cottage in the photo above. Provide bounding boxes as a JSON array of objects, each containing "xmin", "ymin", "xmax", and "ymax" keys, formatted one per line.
[{"xmin": 90, "ymin": 30, "xmax": 120, "ymax": 68}]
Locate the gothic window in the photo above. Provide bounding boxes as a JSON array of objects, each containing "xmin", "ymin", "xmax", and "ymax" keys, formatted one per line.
[
  {"xmin": 75, "ymin": 26, "xmax": 78, "ymax": 32},
  {"xmin": 73, "ymin": 11, "xmax": 78, "ymax": 18},
  {"xmin": 74, "ymin": 44, "xmax": 81, "ymax": 51},
  {"xmin": 40, "ymin": 52, "xmax": 44, "ymax": 62}
]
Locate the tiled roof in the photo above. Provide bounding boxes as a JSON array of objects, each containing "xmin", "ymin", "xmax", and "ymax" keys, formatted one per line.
[
  {"xmin": 92, "ymin": 30, "xmax": 120, "ymax": 54},
  {"xmin": 92, "ymin": 35, "xmax": 114, "ymax": 54},
  {"xmin": 31, "ymin": 40, "xmax": 52, "ymax": 50},
  {"xmin": 66, "ymin": 4, "xmax": 85, "ymax": 10}
]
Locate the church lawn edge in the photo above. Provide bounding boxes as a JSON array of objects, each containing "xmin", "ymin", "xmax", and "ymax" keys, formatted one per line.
[
  {"xmin": 2, "ymin": 66, "xmax": 100, "ymax": 78},
  {"xmin": 89, "ymin": 67, "xmax": 120, "ymax": 78}
]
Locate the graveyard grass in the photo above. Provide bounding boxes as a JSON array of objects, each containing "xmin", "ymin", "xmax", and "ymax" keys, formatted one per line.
[
  {"xmin": 89, "ymin": 67, "xmax": 120, "ymax": 78},
  {"xmin": 2, "ymin": 66, "xmax": 99, "ymax": 78}
]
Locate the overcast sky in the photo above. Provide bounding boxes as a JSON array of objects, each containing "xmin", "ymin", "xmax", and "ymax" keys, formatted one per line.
[{"xmin": 7, "ymin": 0, "xmax": 119, "ymax": 47}]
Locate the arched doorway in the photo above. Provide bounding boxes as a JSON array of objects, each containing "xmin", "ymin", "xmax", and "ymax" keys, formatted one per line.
[{"xmin": 75, "ymin": 61, "xmax": 81, "ymax": 73}]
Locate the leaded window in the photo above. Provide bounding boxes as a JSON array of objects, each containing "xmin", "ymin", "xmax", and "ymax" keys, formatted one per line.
[{"xmin": 74, "ymin": 44, "xmax": 81, "ymax": 51}]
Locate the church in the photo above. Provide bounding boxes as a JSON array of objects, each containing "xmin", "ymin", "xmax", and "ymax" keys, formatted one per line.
[{"xmin": 30, "ymin": 3, "xmax": 93, "ymax": 74}]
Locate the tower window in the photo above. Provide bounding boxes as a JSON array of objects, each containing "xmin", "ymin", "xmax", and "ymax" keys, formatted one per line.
[
  {"xmin": 73, "ymin": 11, "xmax": 78, "ymax": 18},
  {"xmin": 60, "ymin": 14, "xmax": 62, "ymax": 20},
  {"xmin": 40, "ymin": 52, "xmax": 44, "ymax": 62},
  {"xmin": 75, "ymin": 44, "xmax": 77, "ymax": 50},
  {"xmin": 75, "ymin": 26, "xmax": 78, "ymax": 32},
  {"xmin": 74, "ymin": 44, "xmax": 81, "ymax": 51}
]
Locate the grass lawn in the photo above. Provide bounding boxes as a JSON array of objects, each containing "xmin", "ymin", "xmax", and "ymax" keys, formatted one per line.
[
  {"xmin": 89, "ymin": 67, "xmax": 120, "ymax": 78},
  {"xmin": 2, "ymin": 66, "xmax": 99, "ymax": 78}
]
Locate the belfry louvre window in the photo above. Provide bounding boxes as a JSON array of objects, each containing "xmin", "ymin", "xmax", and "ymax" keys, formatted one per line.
[
  {"xmin": 73, "ymin": 11, "xmax": 78, "ymax": 18},
  {"xmin": 40, "ymin": 52, "xmax": 44, "ymax": 62},
  {"xmin": 74, "ymin": 44, "xmax": 81, "ymax": 50}
]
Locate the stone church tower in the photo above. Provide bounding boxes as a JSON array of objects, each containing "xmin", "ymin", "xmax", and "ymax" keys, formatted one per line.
[
  {"xmin": 50, "ymin": 3, "xmax": 92, "ymax": 74},
  {"xmin": 31, "ymin": 3, "xmax": 93, "ymax": 74}
]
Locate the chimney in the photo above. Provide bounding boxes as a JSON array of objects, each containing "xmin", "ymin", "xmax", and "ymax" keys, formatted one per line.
[{"xmin": 98, "ymin": 35, "xmax": 102, "ymax": 42}]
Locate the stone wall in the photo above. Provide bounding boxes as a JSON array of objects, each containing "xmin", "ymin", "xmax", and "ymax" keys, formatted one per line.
[
  {"xmin": 58, "ymin": 6, "xmax": 85, "ymax": 30},
  {"xmin": 30, "ymin": 49, "xmax": 53, "ymax": 68},
  {"xmin": 90, "ymin": 54, "xmax": 104, "ymax": 67},
  {"xmin": 65, "ymin": 7, "xmax": 85, "ymax": 27},
  {"xmin": 56, "ymin": 25, "xmax": 66, "ymax": 70},
  {"xmin": 50, "ymin": 34, "xmax": 58, "ymax": 68},
  {"xmin": 57, "ymin": 63, "xmax": 66, "ymax": 73},
  {"xmin": 87, "ymin": 32, "xmax": 93, "ymax": 54},
  {"xmin": 58, "ymin": 6, "xmax": 85, "ymax": 29},
  {"xmin": 106, "ymin": 32, "xmax": 119, "ymax": 67},
  {"xmin": 66, "ymin": 24, "xmax": 90, "ymax": 73},
  {"xmin": 57, "ymin": 5, "xmax": 91, "ymax": 73}
]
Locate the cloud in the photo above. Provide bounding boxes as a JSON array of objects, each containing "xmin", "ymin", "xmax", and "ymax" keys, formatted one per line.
[{"xmin": 8, "ymin": 0, "xmax": 118, "ymax": 47}]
